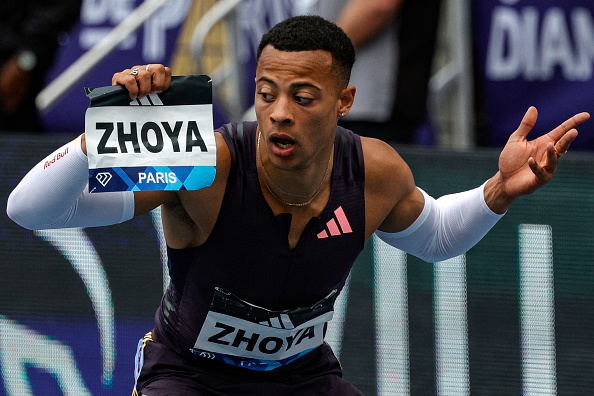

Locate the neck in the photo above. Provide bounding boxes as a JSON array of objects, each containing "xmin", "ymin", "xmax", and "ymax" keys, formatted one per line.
[{"xmin": 256, "ymin": 131, "xmax": 333, "ymax": 207}]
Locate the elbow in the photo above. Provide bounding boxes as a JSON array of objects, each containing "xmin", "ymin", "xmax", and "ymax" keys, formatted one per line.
[
  {"xmin": 6, "ymin": 195, "xmax": 31, "ymax": 230},
  {"xmin": 7, "ymin": 192, "xmax": 34, "ymax": 230},
  {"xmin": 414, "ymin": 252, "xmax": 451, "ymax": 264},
  {"xmin": 415, "ymin": 240, "xmax": 467, "ymax": 263},
  {"xmin": 415, "ymin": 252, "xmax": 462, "ymax": 264},
  {"xmin": 6, "ymin": 189, "xmax": 53, "ymax": 230}
]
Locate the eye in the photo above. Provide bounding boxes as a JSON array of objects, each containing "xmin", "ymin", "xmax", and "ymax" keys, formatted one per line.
[
  {"xmin": 259, "ymin": 92, "xmax": 274, "ymax": 101},
  {"xmin": 294, "ymin": 95, "xmax": 313, "ymax": 104}
]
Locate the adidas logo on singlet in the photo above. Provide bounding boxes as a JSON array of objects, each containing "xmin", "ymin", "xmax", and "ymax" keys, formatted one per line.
[{"xmin": 317, "ymin": 206, "xmax": 352, "ymax": 239}]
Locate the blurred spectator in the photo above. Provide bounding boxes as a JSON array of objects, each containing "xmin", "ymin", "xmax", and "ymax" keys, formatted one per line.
[
  {"xmin": 316, "ymin": 0, "xmax": 441, "ymax": 144},
  {"xmin": 0, "ymin": 0, "xmax": 82, "ymax": 132}
]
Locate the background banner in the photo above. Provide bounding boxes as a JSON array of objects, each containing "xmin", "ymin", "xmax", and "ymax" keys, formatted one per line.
[
  {"xmin": 41, "ymin": 0, "xmax": 194, "ymax": 133},
  {"xmin": 473, "ymin": 0, "xmax": 594, "ymax": 150},
  {"xmin": 40, "ymin": 0, "xmax": 308, "ymax": 135}
]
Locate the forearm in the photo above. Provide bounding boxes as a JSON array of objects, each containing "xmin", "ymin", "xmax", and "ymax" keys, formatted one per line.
[
  {"xmin": 483, "ymin": 172, "xmax": 516, "ymax": 215},
  {"xmin": 336, "ymin": 0, "xmax": 404, "ymax": 48},
  {"xmin": 376, "ymin": 184, "xmax": 504, "ymax": 262},
  {"xmin": 7, "ymin": 136, "xmax": 134, "ymax": 230}
]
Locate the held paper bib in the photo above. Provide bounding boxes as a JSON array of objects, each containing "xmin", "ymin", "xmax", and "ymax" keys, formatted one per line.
[{"xmin": 84, "ymin": 75, "xmax": 216, "ymax": 193}]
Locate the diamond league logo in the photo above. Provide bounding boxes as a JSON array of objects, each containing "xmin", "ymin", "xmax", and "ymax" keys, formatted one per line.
[{"xmin": 96, "ymin": 172, "xmax": 113, "ymax": 187}]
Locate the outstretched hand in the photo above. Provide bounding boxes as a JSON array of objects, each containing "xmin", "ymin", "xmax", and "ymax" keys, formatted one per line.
[
  {"xmin": 111, "ymin": 64, "xmax": 172, "ymax": 100},
  {"xmin": 486, "ymin": 106, "xmax": 590, "ymax": 213}
]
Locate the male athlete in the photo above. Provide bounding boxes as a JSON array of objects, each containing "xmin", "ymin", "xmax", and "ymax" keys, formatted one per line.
[{"xmin": 7, "ymin": 15, "xmax": 589, "ymax": 395}]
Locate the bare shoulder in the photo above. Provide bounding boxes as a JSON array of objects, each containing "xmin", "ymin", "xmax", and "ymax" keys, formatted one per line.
[
  {"xmin": 361, "ymin": 137, "xmax": 420, "ymax": 237},
  {"xmin": 361, "ymin": 136, "xmax": 415, "ymax": 196}
]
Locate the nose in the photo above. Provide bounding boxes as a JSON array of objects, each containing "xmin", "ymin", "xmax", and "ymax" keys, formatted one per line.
[{"xmin": 270, "ymin": 96, "xmax": 293, "ymax": 125}]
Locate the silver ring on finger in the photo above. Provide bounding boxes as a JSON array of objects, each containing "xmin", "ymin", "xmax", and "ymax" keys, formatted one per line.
[{"xmin": 130, "ymin": 68, "xmax": 140, "ymax": 76}]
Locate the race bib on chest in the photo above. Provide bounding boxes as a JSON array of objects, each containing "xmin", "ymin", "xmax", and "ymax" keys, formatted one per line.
[
  {"xmin": 191, "ymin": 287, "xmax": 337, "ymax": 371},
  {"xmin": 84, "ymin": 75, "xmax": 216, "ymax": 193}
]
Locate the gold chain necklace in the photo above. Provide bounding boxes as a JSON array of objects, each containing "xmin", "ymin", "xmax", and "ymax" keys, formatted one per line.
[{"xmin": 256, "ymin": 131, "xmax": 333, "ymax": 207}]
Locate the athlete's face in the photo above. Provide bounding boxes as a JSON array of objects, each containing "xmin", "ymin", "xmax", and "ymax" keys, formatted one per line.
[{"xmin": 254, "ymin": 46, "xmax": 354, "ymax": 172}]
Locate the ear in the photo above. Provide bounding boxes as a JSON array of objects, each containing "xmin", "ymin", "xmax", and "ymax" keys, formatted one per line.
[{"xmin": 337, "ymin": 85, "xmax": 356, "ymax": 117}]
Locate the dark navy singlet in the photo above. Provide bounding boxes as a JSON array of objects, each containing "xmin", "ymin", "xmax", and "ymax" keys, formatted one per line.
[{"xmin": 155, "ymin": 121, "xmax": 366, "ymax": 369}]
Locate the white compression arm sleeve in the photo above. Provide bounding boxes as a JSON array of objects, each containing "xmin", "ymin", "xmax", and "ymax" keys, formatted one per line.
[
  {"xmin": 375, "ymin": 184, "xmax": 504, "ymax": 263},
  {"xmin": 7, "ymin": 137, "xmax": 134, "ymax": 230}
]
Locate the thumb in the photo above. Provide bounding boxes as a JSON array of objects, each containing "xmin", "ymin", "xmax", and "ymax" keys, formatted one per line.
[{"xmin": 513, "ymin": 106, "xmax": 539, "ymax": 139}]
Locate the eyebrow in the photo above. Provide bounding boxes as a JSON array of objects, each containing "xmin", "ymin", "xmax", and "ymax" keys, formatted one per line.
[{"xmin": 256, "ymin": 77, "xmax": 321, "ymax": 92}]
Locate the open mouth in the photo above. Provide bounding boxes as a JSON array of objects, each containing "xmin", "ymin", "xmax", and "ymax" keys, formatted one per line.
[{"xmin": 272, "ymin": 137, "xmax": 294, "ymax": 149}]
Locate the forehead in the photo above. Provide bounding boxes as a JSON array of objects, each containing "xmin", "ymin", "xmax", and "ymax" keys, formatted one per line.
[{"xmin": 256, "ymin": 45, "xmax": 336, "ymax": 86}]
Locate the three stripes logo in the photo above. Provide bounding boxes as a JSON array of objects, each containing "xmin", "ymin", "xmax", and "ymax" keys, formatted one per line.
[
  {"xmin": 130, "ymin": 94, "xmax": 163, "ymax": 106},
  {"xmin": 317, "ymin": 206, "xmax": 352, "ymax": 239},
  {"xmin": 259, "ymin": 314, "xmax": 295, "ymax": 329}
]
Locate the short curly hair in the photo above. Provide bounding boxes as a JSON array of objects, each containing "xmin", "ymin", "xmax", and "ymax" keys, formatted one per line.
[{"xmin": 256, "ymin": 15, "xmax": 356, "ymax": 88}]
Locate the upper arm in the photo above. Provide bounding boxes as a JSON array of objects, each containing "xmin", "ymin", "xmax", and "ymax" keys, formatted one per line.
[
  {"xmin": 133, "ymin": 190, "xmax": 179, "ymax": 216},
  {"xmin": 362, "ymin": 137, "xmax": 425, "ymax": 236},
  {"xmin": 158, "ymin": 132, "xmax": 231, "ymax": 248},
  {"xmin": 132, "ymin": 131, "xmax": 231, "ymax": 218}
]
